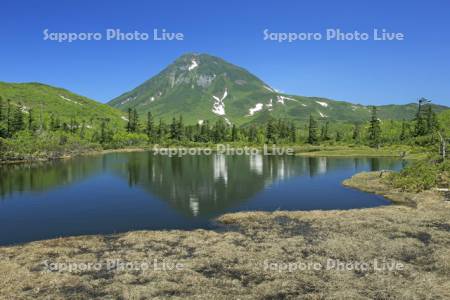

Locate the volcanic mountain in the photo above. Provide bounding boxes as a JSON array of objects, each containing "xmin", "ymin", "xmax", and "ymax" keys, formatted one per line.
[{"xmin": 108, "ymin": 53, "xmax": 448, "ymax": 125}]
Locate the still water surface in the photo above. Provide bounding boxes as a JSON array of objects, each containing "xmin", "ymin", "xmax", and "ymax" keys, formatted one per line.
[{"xmin": 0, "ymin": 153, "xmax": 405, "ymax": 245}]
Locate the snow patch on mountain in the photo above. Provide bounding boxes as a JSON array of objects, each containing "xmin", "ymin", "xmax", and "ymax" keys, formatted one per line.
[
  {"xmin": 248, "ymin": 103, "xmax": 264, "ymax": 116},
  {"xmin": 224, "ymin": 117, "xmax": 231, "ymax": 126},
  {"xmin": 263, "ymin": 86, "xmax": 275, "ymax": 92},
  {"xmin": 318, "ymin": 111, "xmax": 328, "ymax": 118},
  {"xmin": 212, "ymin": 89, "xmax": 228, "ymax": 116},
  {"xmin": 316, "ymin": 101, "xmax": 328, "ymax": 107},
  {"xmin": 266, "ymin": 98, "xmax": 273, "ymax": 109},
  {"xmin": 276, "ymin": 95, "xmax": 296, "ymax": 105},
  {"xmin": 188, "ymin": 59, "xmax": 198, "ymax": 71},
  {"xmin": 60, "ymin": 95, "xmax": 82, "ymax": 105},
  {"xmin": 120, "ymin": 96, "xmax": 136, "ymax": 105}
]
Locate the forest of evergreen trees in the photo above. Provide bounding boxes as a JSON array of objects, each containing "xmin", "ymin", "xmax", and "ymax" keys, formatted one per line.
[
  {"xmin": 123, "ymin": 99, "xmax": 441, "ymax": 148},
  {"xmin": 0, "ymin": 96, "xmax": 445, "ymax": 162}
]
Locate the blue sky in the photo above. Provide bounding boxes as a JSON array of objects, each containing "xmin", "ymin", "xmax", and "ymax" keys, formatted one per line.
[{"xmin": 0, "ymin": 0, "xmax": 449, "ymax": 106}]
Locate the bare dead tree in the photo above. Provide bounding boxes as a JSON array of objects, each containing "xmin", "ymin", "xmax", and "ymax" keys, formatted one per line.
[{"xmin": 437, "ymin": 131, "xmax": 446, "ymax": 162}]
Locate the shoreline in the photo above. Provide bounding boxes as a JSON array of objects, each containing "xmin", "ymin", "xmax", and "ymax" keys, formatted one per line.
[
  {"xmin": 0, "ymin": 172, "xmax": 448, "ymax": 298},
  {"xmin": 0, "ymin": 145, "xmax": 421, "ymax": 165}
]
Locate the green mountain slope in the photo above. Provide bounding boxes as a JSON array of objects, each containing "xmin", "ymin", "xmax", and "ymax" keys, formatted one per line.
[
  {"xmin": 108, "ymin": 53, "xmax": 448, "ymax": 125},
  {"xmin": 0, "ymin": 82, "xmax": 126, "ymax": 127}
]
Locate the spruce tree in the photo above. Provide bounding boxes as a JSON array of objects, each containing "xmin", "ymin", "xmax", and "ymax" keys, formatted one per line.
[
  {"xmin": 352, "ymin": 124, "xmax": 361, "ymax": 142},
  {"xmin": 199, "ymin": 121, "xmax": 210, "ymax": 142},
  {"xmin": 126, "ymin": 108, "xmax": 133, "ymax": 132},
  {"xmin": 248, "ymin": 125, "xmax": 257, "ymax": 143},
  {"xmin": 414, "ymin": 98, "xmax": 428, "ymax": 136},
  {"xmin": 231, "ymin": 124, "xmax": 237, "ymax": 142},
  {"xmin": 11, "ymin": 103, "xmax": 25, "ymax": 133},
  {"xmin": 99, "ymin": 118, "xmax": 108, "ymax": 144},
  {"xmin": 320, "ymin": 121, "xmax": 330, "ymax": 141},
  {"xmin": 368, "ymin": 106, "xmax": 381, "ymax": 148},
  {"xmin": 132, "ymin": 109, "xmax": 139, "ymax": 132},
  {"xmin": 146, "ymin": 111, "xmax": 154, "ymax": 142},
  {"xmin": 28, "ymin": 108, "xmax": 35, "ymax": 132},
  {"xmin": 157, "ymin": 119, "xmax": 165, "ymax": 142},
  {"xmin": 399, "ymin": 120, "xmax": 408, "ymax": 141},
  {"xmin": 212, "ymin": 119, "xmax": 226, "ymax": 143},
  {"xmin": 178, "ymin": 115, "xmax": 184, "ymax": 141},
  {"xmin": 266, "ymin": 119, "xmax": 276, "ymax": 143},
  {"xmin": 425, "ymin": 105, "xmax": 439, "ymax": 134},
  {"xmin": 307, "ymin": 114, "xmax": 318, "ymax": 145},
  {"xmin": 289, "ymin": 122, "xmax": 296, "ymax": 143},
  {"xmin": 170, "ymin": 117, "xmax": 178, "ymax": 140},
  {"xmin": 6, "ymin": 99, "xmax": 12, "ymax": 136}
]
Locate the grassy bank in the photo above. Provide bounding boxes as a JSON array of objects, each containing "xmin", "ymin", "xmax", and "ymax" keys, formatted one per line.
[
  {"xmin": 1, "ymin": 142, "xmax": 426, "ymax": 165},
  {"xmin": 292, "ymin": 145, "xmax": 427, "ymax": 159},
  {"xmin": 0, "ymin": 172, "xmax": 449, "ymax": 299}
]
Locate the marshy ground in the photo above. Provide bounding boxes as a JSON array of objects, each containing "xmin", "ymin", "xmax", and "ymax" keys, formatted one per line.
[{"xmin": 0, "ymin": 172, "xmax": 449, "ymax": 299}]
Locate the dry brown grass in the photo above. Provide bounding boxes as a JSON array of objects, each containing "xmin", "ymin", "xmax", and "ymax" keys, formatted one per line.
[{"xmin": 0, "ymin": 172, "xmax": 449, "ymax": 299}]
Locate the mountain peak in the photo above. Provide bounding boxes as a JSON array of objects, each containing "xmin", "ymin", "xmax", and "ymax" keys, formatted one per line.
[{"xmin": 107, "ymin": 54, "xmax": 449, "ymax": 125}]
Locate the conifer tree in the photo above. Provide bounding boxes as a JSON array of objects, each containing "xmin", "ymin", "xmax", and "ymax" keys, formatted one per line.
[
  {"xmin": 99, "ymin": 118, "xmax": 110, "ymax": 144},
  {"xmin": 157, "ymin": 119, "xmax": 166, "ymax": 142},
  {"xmin": 414, "ymin": 98, "xmax": 428, "ymax": 136},
  {"xmin": 178, "ymin": 115, "xmax": 184, "ymax": 140},
  {"xmin": 28, "ymin": 108, "xmax": 36, "ymax": 132},
  {"xmin": 248, "ymin": 125, "xmax": 257, "ymax": 143},
  {"xmin": 231, "ymin": 124, "xmax": 237, "ymax": 142},
  {"xmin": 199, "ymin": 120, "xmax": 210, "ymax": 142},
  {"xmin": 352, "ymin": 124, "xmax": 361, "ymax": 142},
  {"xmin": 170, "ymin": 117, "xmax": 179, "ymax": 140},
  {"xmin": 12, "ymin": 102, "xmax": 25, "ymax": 133},
  {"xmin": 266, "ymin": 119, "xmax": 276, "ymax": 143},
  {"xmin": 289, "ymin": 122, "xmax": 296, "ymax": 143},
  {"xmin": 399, "ymin": 120, "xmax": 408, "ymax": 141},
  {"xmin": 132, "ymin": 109, "xmax": 139, "ymax": 132},
  {"xmin": 146, "ymin": 111, "xmax": 154, "ymax": 142},
  {"xmin": 6, "ymin": 99, "xmax": 12, "ymax": 136},
  {"xmin": 307, "ymin": 114, "xmax": 318, "ymax": 145},
  {"xmin": 126, "ymin": 108, "xmax": 132, "ymax": 132},
  {"xmin": 425, "ymin": 105, "xmax": 439, "ymax": 134},
  {"xmin": 368, "ymin": 106, "xmax": 382, "ymax": 148},
  {"xmin": 320, "ymin": 121, "xmax": 330, "ymax": 141}
]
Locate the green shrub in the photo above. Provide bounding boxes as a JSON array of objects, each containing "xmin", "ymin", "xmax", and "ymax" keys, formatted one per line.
[
  {"xmin": 387, "ymin": 160, "xmax": 440, "ymax": 192},
  {"xmin": 105, "ymin": 132, "xmax": 148, "ymax": 149},
  {"xmin": 0, "ymin": 131, "xmax": 100, "ymax": 161}
]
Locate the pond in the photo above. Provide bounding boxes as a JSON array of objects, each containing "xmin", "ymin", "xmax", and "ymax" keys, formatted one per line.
[{"xmin": 0, "ymin": 152, "xmax": 405, "ymax": 245}]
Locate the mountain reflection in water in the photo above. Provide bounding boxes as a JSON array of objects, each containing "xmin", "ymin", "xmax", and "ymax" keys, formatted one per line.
[{"xmin": 0, "ymin": 152, "xmax": 405, "ymax": 245}]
